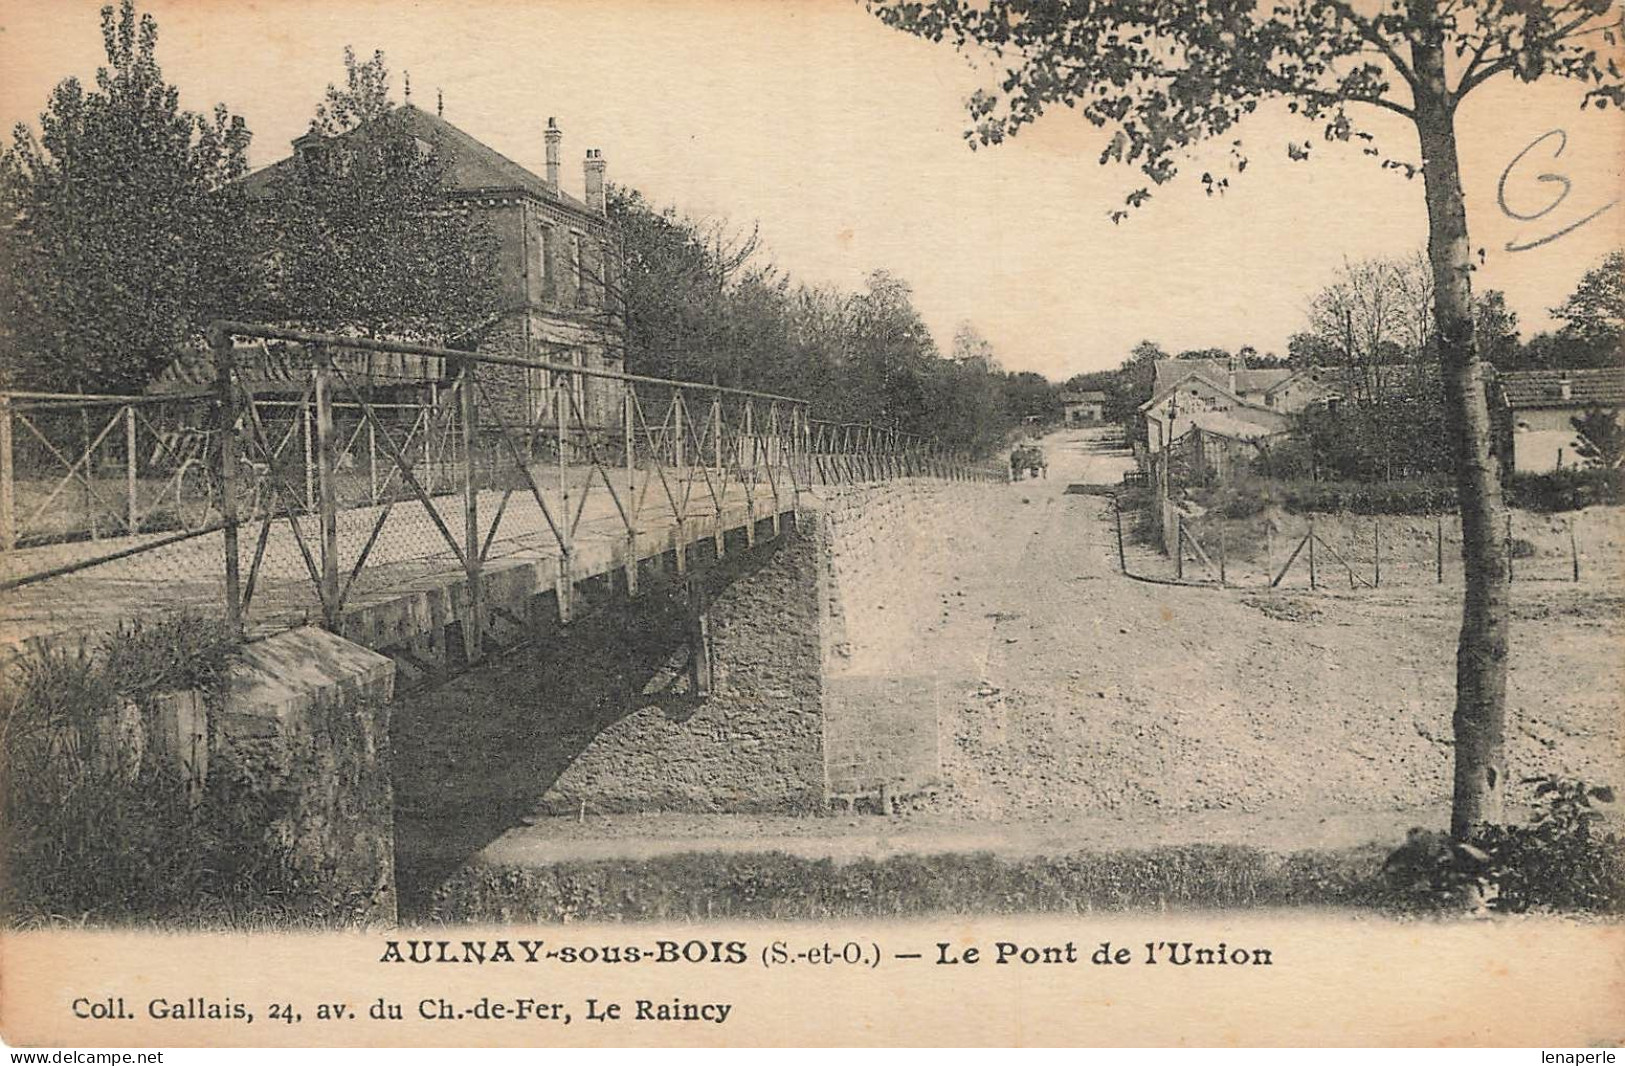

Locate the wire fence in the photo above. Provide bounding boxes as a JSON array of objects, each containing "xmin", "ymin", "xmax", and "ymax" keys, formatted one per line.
[
  {"xmin": 1115, "ymin": 500, "xmax": 1614, "ymax": 589},
  {"xmin": 1, "ymin": 322, "xmax": 1002, "ymax": 646},
  {"xmin": 1117, "ymin": 433, "xmax": 1619, "ymax": 590}
]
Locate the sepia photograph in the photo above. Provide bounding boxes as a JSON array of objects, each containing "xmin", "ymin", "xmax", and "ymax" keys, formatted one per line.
[{"xmin": 0, "ymin": 0, "xmax": 1621, "ymax": 1049}]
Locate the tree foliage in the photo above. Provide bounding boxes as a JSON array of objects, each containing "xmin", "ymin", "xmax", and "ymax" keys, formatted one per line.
[
  {"xmin": 868, "ymin": 0, "xmax": 1623, "ymax": 217},
  {"xmin": 605, "ymin": 185, "xmax": 1053, "ymax": 453},
  {"xmin": 1571, "ymin": 406, "xmax": 1625, "ymax": 469},
  {"xmin": 249, "ymin": 48, "xmax": 500, "ymax": 341},
  {"xmin": 0, "ymin": 0, "xmax": 253, "ymax": 392}
]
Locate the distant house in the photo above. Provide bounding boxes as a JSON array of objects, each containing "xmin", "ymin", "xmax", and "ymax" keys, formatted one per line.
[
  {"xmin": 1493, "ymin": 368, "xmax": 1625, "ymax": 473},
  {"xmin": 1151, "ymin": 355, "xmax": 1295, "ymax": 408},
  {"xmin": 1140, "ymin": 357, "xmax": 1293, "ymax": 451},
  {"xmin": 1261, "ymin": 366, "xmax": 1349, "ymax": 413},
  {"xmin": 1061, "ymin": 391, "xmax": 1107, "ymax": 423},
  {"xmin": 154, "ymin": 106, "xmax": 625, "ymax": 432}
]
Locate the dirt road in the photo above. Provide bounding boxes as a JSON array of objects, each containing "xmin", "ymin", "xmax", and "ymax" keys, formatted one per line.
[{"xmin": 860, "ymin": 428, "xmax": 1622, "ymax": 840}]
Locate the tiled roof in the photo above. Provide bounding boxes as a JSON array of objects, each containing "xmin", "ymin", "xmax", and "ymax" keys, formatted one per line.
[
  {"xmin": 1232, "ymin": 368, "xmax": 1292, "ymax": 392},
  {"xmin": 147, "ymin": 339, "xmax": 444, "ymax": 396},
  {"xmin": 1153, "ymin": 359, "xmax": 1226, "ymax": 393},
  {"xmin": 1498, "ymin": 368, "xmax": 1625, "ymax": 409},
  {"xmin": 240, "ymin": 104, "xmax": 598, "ymax": 219},
  {"xmin": 1061, "ymin": 391, "xmax": 1107, "ymax": 403},
  {"xmin": 1150, "ymin": 359, "xmax": 1289, "ymax": 396}
]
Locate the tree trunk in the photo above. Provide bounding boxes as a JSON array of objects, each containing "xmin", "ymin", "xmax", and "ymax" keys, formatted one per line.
[{"xmin": 1409, "ymin": 22, "xmax": 1510, "ymax": 839}]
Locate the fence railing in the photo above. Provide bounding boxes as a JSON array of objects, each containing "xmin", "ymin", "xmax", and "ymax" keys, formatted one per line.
[
  {"xmin": 1116, "ymin": 495, "xmax": 1606, "ymax": 590},
  {"xmin": 1, "ymin": 322, "xmax": 1001, "ymax": 643}
]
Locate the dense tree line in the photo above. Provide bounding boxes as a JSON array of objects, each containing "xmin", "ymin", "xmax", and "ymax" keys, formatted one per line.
[{"xmin": 604, "ymin": 186, "xmax": 1056, "ymax": 454}]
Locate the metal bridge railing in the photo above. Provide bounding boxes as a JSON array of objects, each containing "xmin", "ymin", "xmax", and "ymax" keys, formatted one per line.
[{"xmin": 0, "ymin": 322, "xmax": 1000, "ymax": 645}]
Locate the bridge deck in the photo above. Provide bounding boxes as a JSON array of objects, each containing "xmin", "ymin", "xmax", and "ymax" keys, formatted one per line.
[{"xmin": 0, "ymin": 469, "xmax": 797, "ymax": 662}]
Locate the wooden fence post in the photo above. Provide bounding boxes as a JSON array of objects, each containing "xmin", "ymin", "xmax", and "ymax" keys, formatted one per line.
[
  {"xmin": 1373, "ymin": 519, "xmax": 1381, "ymax": 588},
  {"xmin": 1113, "ymin": 493, "xmax": 1126, "ymax": 573},
  {"xmin": 1174, "ymin": 512, "xmax": 1184, "ymax": 581},
  {"xmin": 624, "ymin": 389, "xmax": 639, "ymax": 597},
  {"xmin": 461, "ymin": 359, "xmax": 484, "ymax": 660},
  {"xmin": 313, "ymin": 346, "xmax": 341, "ymax": 630},
  {"xmin": 711, "ymin": 392, "xmax": 725, "ymax": 557},
  {"xmin": 1436, "ymin": 512, "xmax": 1444, "ymax": 584},
  {"xmin": 1570, "ymin": 516, "xmax": 1580, "ymax": 582},
  {"xmin": 686, "ymin": 572, "xmax": 712, "ymax": 699},
  {"xmin": 1264, "ymin": 524, "xmax": 1273, "ymax": 590},
  {"xmin": 302, "ymin": 384, "xmax": 315, "ymax": 512},
  {"xmin": 1307, "ymin": 517, "xmax": 1317, "ymax": 590},
  {"xmin": 211, "ymin": 326, "xmax": 242, "ymax": 636},
  {"xmin": 1, "ymin": 394, "xmax": 16, "ymax": 551},
  {"xmin": 124, "ymin": 404, "xmax": 138, "ymax": 534}
]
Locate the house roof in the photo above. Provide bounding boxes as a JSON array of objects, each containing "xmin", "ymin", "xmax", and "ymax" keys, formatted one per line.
[
  {"xmin": 1497, "ymin": 368, "xmax": 1625, "ymax": 409},
  {"xmin": 1264, "ymin": 367, "xmax": 1342, "ymax": 395},
  {"xmin": 1153, "ymin": 359, "xmax": 1226, "ymax": 394},
  {"xmin": 1140, "ymin": 366, "xmax": 1282, "ymax": 419},
  {"xmin": 147, "ymin": 339, "xmax": 445, "ymax": 396},
  {"xmin": 148, "ymin": 341, "xmax": 304, "ymax": 396},
  {"xmin": 1061, "ymin": 391, "xmax": 1107, "ymax": 403},
  {"xmin": 1150, "ymin": 358, "xmax": 1290, "ymax": 396},
  {"xmin": 239, "ymin": 104, "xmax": 600, "ymax": 220},
  {"xmin": 1233, "ymin": 368, "xmax": 1293, "ymax": 393}
]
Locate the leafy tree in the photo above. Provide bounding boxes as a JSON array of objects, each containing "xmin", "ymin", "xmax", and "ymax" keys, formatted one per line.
[
  {"xmin": 1571, "ymin": 407, "xmax": 1625, "ymax": 470},
  {"xmin": 1288, "ymin": 330, "xmax": 1341, "ymax": 369},
  {"xmin": 0, "ymin": 0, "xmax": 253, "ymax": 392},
  {"xmin": 1474, "ymin": 289, "xmax": 1520, "ymax": 369},
  {"xmin": 1554, "ymin": 251, "xmax": 1625, "ymax": 347},
  {"xmin": 1004, "ymin": 370, "xmax": 1063, "ymax": 423},
  {"xmin": 250, "ymin": 48, "xmax": 498, "ymax": 340},
  {"xmin": 1304, "ymin": 255, "xmax": 1430, "ymax": 401},
  {"xmin": 312, "ymin": 47, "xmax": 392, "ymax": 135},
  {"xmin": 607, "ymin": 185, "xmax": 1034, "ymax": 452},
  {"xmin": 951, "ymin": 320, "xmax": 1001, "ymax": 372},
  {"xmin": 870, "ymin": 0, "xmax": 1625, "ymax": 841}
]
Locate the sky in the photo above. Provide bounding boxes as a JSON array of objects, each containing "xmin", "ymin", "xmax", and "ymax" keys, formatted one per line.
[{"xmin": 1, "ymin": 0, "xmax": 1621, "ymax": 381}]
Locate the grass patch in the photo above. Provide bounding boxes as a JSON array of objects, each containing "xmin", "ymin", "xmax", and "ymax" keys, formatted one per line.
[
  {"xmin": 423, "ymin": 778, "xmax": 1625, "ymax": 923},
  {"xmin": 0, "ymin": 613, "xmax": 375, "ymax": 928},
  {"xmin": 422, "ymin": 844, "xmax": 1398, "ymax": 924}
]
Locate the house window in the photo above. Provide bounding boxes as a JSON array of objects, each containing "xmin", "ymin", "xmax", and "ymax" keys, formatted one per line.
[
  {"xmin": 526, "ymin": 366, "xmax": 551, "ymax": 428},
  {"xmin": 529, "ymin": 221, "xmax": 548, "ymax": 302},
  {"xmin": 570, "ymin": 233, "xmax": 583, "ymax": 304},
  {"xmin": 569, "ymin": 349, "xmax": 586, "ymax": 422}
]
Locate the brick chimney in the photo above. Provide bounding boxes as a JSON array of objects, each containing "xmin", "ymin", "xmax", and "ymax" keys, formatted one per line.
[
  {"xmin": 544, "ymin": 117, "xmax": 562, "ymax": 191},
  {"xmin": 584, "ymin": 149, "xmax": 606, "ymax": 214}
]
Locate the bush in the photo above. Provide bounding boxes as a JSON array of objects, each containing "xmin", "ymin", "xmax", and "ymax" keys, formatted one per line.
[
  {"xmin": 1504, "ymin": 467, "xmax": 1624, "ymax": 513},
  {"xmin": 1278, "ymin": 479, "xmax": 1457, "ymax": 514},
  {"xmin": 0, "ymin": 614, "xmax": 354, "ymax": 927},
  {"xmin": 1194, "ymin": 477, "xmax": 1456, "ymax": 516},
  {"xmin": 1382, "ymin": 776, "xmax": 1624, "ymax": 914}
]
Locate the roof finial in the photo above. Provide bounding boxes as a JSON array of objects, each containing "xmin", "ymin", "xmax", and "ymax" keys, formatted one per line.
[
  {"xmin": 436, "ymin": 88, "xmax": 443, "ymax": 117},
  {"xmin": 404, "ymin": 70, "xmax": 412, "ymax": 104}
]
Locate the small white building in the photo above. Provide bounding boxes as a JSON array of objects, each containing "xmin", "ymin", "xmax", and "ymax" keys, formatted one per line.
[
  {"xmin": 1140, "ymin": 367, "xmax": 1293, "ymax": 451},
  {"xmin": 1061, "ymin": 391, "xmax": 1107, "ymax": 423},
  {"xmin": 1495, "ymin": 368, "xmax": 1625, "ymax": 473}
]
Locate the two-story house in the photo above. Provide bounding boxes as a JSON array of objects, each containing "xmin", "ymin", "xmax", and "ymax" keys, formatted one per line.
[{"xmin": 155, "ymin": 105, "xmax": 626, "ymax": 435}]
